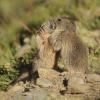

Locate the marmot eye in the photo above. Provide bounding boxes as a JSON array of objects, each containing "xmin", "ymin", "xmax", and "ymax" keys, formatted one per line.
[{"xmin": 58, "ymin": 18, "xmax": 61, "ymax": 21}]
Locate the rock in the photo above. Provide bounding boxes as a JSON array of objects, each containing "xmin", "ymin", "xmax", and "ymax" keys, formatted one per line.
[
  {"xmin": 86, "ymin": 74, "xmax": 100, "ymax": 83},
  {"xmin": 67, "ymin": 84, "xmax": 90, "ymax": 94},
  {"xmin": 91, "ymin": 82, "xmax": 100, "ymax": 91},
  {"xmin": 66, "ymin": 94, "xmax": 85, "ymax": 100},
  {"xmin": 67, "ymin": 74, "xmax": 90, "ymax": 94},
  {"xmin": 67, "ymin": 73, "xmax": 86, "ymax": 86},
  {"xmin": 13, "ymin": 92, "xmax": 34, "ymax": 100},
  {"xmin": 26, "ymin": 89, "xmax": 48, "ymax": 100},
  {"xmin": 1, "ymin": 68, "xmax": 100, "ymax": 100},
  {"xmin": 37, "ymin": 78, "xmax": 53, "ymax": 88},
  {"xmin": 68, "ymin": 75, "xmax": 86, "ymax": 86},
  {"xmin": 9, "ymin": 88, "xmax": 49, "ymax": 100},
  {"xmin": 38, "ymin": 68, "xmax": 59, "ymax": 80},
  {"xmin": 8, "ymin": 84, "xmax": 24, "ymax": 93}
]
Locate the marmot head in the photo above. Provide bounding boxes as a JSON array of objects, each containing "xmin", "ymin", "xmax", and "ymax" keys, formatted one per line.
[
  {"xmin": 37, "ymin": 16, "xmax": 77, "ymax": 51},
  {"xmin": 39, "ymin": 16, "xmax": 76, "ymax": 35}
]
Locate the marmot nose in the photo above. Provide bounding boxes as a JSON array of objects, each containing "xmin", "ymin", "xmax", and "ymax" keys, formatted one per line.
[{"xmin": 50, "ymin": 24, "xmax": 56, "ymax": 30}]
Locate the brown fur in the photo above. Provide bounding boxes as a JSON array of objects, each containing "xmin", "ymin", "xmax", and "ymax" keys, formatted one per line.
[
  {"xmin": 48, "ymin": 16, "xmax": 89, "ymax": 73},
  {"xmin": 36, "ymin": 33, "xmax": 56, "ymax": 69}
]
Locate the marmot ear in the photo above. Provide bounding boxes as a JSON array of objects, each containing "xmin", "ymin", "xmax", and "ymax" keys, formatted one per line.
[{"xmin": 68, "ymin": 16, "xmax": 78, "ymax": 21}]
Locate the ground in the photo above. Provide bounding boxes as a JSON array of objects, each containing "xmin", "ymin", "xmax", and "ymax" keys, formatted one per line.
[{"xmin": 0, "ymin": 68, "xmax": 100, "ymax": 100}]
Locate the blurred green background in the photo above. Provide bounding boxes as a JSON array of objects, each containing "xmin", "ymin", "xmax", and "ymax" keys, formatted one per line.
[{"xmin": 0, "ymin": 0, "xmax": 100, "ymax": 90}]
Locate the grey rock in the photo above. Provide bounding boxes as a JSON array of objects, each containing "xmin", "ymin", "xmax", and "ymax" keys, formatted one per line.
[
  {"xmin": 67, "ymin": 84, "xmax": 90, "ymax": 94},
  {"xmin": 12, "ymin": 88, "xmax": 49, "ymax": 100},
  {"xmin": 29, "ymin": 89, "xmax": 48, "ymax": 100},
  {"xmin": 37, "ymin": 78, "xmax": 53, "ymax": 88},
  {"xmin": 67, "ymin": 74, "xmax": 90, "ymax": 94},
  {"xmin": 86, "ymin": 74, "xmax": 100, "ymax": 83},
  {"xmin": 68, "ymin": 73, "xmax": 86, "ymax": 86}
]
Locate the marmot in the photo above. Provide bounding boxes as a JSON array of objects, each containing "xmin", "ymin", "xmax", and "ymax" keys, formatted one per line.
[
  {"xmin": 39, "ymin": 16, "xmax": 89, "ymax": 74},
  {"xmin": 35, "ymin": 21, "xmax": 56, "ymax": 69}
]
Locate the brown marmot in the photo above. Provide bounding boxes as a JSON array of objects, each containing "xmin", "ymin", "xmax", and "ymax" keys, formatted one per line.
[
  {"xmin": 38, "ymin": 16, "xmax": 89, "ymax": 74},
  {"xmin": 35, "ymin": 21, "xmax": 56, "ymax": 69}
]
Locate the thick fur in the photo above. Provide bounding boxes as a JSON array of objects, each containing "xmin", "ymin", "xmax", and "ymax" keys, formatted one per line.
[
  {"xmin": 36, "ymin": 33, "xmax": 56, "ymax": 69},
  {"xmin": 48, "ymin": 16, "xmax": 89, "ymax": 73}
]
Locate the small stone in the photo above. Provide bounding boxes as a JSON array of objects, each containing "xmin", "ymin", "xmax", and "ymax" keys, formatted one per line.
[
  {"xmin": 68, "ymin": 75, "xmax": 86, "ymax": 86},
  {"xmin": 86, "ymin": 74, "xmax": 100, "ymax": 83},
  {"xmin": 67, "ymin": 84, "xmax": 90, "ymax": 94},
  {"xmin": 67, "ymin": 74, "xmax": 90, "ymax": 94},
  {"xmin": 18, "ymin": 81, "xmax": 24, "ymax": 86},
  {"xmin": 37, "ymin": 78, "xmax": 53, "ymax": 88},
  {"xmin": 31, "ymin": 89, "xmax": 48, "ymax": 100}
]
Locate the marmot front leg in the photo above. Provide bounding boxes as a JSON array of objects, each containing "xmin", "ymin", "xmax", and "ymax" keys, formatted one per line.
[{"xmin": 29, "ymin": 59, "xmax": 39, "ymax": 84}]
